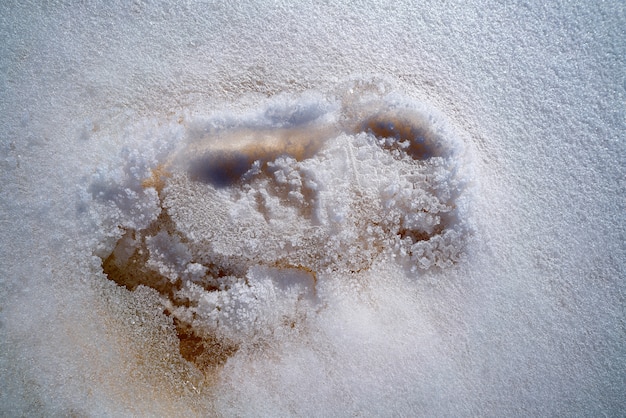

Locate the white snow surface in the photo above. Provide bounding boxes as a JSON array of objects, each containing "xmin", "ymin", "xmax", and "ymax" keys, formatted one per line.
[{"xmin": 1, "ymin": 1, "xmax": 624, "ymax": 416}]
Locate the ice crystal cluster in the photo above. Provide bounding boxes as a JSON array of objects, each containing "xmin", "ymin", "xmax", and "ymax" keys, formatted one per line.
[{"xmin": 98, "ymin": 91, "xmax": 470, "ymax": 367}]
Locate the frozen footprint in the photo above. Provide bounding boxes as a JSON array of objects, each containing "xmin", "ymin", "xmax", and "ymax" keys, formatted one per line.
[{"xmin": 97, "ymin": 89, "xmax": 471, "ymax": 374}]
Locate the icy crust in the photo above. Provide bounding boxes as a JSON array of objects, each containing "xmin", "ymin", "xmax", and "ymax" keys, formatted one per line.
[
  {"xmin": 167, "ymin": 133, "xmax": 464, "ymax": 274},
  {"xmin": 98, "ymin": 91, "xmax": 470, "ymax": 371}
]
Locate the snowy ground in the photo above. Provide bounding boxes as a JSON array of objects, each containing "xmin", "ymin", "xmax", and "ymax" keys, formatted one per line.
[{"xmin": 1, "ymin": 1, "xmax": 624, "ymax": 416}]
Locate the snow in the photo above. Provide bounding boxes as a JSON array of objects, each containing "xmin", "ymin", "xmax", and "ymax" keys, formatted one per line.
[{"xmin": 1, "ymin": 1, "xmax": 624, "ymax": 416}]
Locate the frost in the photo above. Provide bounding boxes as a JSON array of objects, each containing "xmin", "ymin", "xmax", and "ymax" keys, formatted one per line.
[{"xmin": 96, "ymin": 91, "xmax": 470, "ymax": 371}]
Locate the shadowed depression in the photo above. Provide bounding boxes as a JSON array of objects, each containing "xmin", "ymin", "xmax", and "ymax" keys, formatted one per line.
[{"xmin": 100, "ymin": 98, "xmax": 466, "ymax": 375}]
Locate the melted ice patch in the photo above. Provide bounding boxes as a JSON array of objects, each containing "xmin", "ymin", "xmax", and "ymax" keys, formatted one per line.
[{"xmin": 97, "ymin": 90, "xmax": 471, "ymax": 372}]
